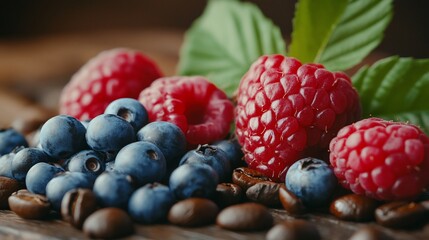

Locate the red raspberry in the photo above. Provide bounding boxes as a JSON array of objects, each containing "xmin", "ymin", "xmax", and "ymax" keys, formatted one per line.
[
  {"xmin": 330, "ymin": 118, "xmax": 429, "ymax": 201},
  {"xmin": 235, "ymin": 54, "xmax": 361, "ymax": 182},
  {"xmin": 59, "ymin": 48, "xmax": 163, "ymax": 120},
  {"xmin": 138, "ymin": 76, "xmax": 234, "ymax": 147}
]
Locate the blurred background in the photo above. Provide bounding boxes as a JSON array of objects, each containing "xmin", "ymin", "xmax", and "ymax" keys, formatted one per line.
[{"xmin": 0, "ymin": 0, "xmax": 428, "ymax": 130}]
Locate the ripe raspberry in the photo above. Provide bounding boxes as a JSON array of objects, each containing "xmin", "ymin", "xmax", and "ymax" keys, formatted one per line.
[
  {"xmin": 138, "ymin": 76, "xmax": 234, "ymax": 147},
  {"xmin": 59, "ymin": 48, "xmax": 163, "ymax": 120},
  {"xmin": 330, "ymin": 118, "xmax": 429, "ymax": 201},
  {"xmin": 235, "ymin": 54, "xmax": 361, "ymax": 182}
]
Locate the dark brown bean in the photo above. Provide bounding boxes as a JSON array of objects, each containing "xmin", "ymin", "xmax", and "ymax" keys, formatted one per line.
[
  {"xmin": 330, "ymin": 194, "xmax": 379, "ymax": 222},
  {"xmin": 246, "ymin": 181, "xmax": 284, "ymax": 207},
  {"xmin": 348, "ymin": 226, "xmax": 393, "ymax": 240},
  {"xmin": 216, "ymin": 202, "xmax": 273, "ymax": 231},
  {"xmin": 232, "ymin": 167, "xmax": 270, "ymax": 191},
  {"xmin": 61, "ymin": 188, "xmax": 98, "ymax": 229},
  {"xmin": 0, "ymin": 176, "xmax": 23, "ymax": 209},
  {"xmin": 266, "ymin": 219, "xmax": 321, "ymax": 240},
  {"xmin": 214, "ymin": 183, "xmax": 243, "ymax": 208},
  {"xmin": 83, "ymin": 208, "xmax": 134, "ymax": 239},
  {"xmin": 278, "ymin": 186, "xmax": 306, "ymax": 215},
  {"xmin": 8, "ymin": 189, "xmax": 50, "ymax": 219},
  {"xmin": 168, "ymin": 198, "xmax": 218, "ymax": 227},
  {"xmin": 375, "ymin": 201, "xmax": 428, "ymax": 229}
]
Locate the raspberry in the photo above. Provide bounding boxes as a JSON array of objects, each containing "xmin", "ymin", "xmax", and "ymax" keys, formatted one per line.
[
  {"xmin": 59, "ymin": 48, "xmax": 163, "ymax": 120},
  {"xmin": 235, "ymin": 54, "xmax": 361, "ymax": 182},
  {"xmin": 329, "ymin": 118, "xmax": 429, "ymax": 201},
  {"xmin": 138, "ymin": 76, "xmax": 234, "ymax": 147}
]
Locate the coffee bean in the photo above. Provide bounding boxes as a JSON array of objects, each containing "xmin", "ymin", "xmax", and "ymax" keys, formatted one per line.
[
  {"xmin": 266, "ymin": 219, "xmax": 321, "ymax": 240},
  {"xmin": 375, "ymin": 201, "xmax": 428, "ymax": 229},
  {"xmin": 278, "ymin": 186, "xmax": 306, "ymax": 215},
  {"xmin": 330, "ymin": 194, "xmax": 379, "ymax": 222},
  {"xmin": 61, "ymin": 188, "xmax": 98, "ymax": 229},
  {"xmin": 232, "ymin": 167, "xmax": 270, "ymax": 191},
  {"xmin": 168, "ymin": 198, "xmax": 218, "ymax": 227},
  {"xmin": 83, "ymin": 208, "xmax": 134, "ymax": 239},
  {"xmin": 216, "ymin": 202, "xmax": 273, "ymax": 231},
  {"xmin": 8, "ymin": 189, "xmax": 50, "ymax": 219},
  {"xmin": 348, "ymin": 226, "xmax": 393, "ymax": 240},
  {"xmin": 215, "ymin": 183, "xmax": 243, "ymax": 208},
  {"xmin": 246, "ymin": 181, "xmax": 284, "ymax": 207},
  {"xmin": 0, "ymin": 176, "xmax": 22, "ymax": 209}
]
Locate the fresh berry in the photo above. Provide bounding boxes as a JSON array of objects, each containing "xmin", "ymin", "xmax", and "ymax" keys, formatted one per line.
[
  {"xmin": 59, "ymin": 48, "xmax": 163, "ymax": 120},
  {"xmin": 128, "ymin": 183, "xmax": 176, "ymax": 224},
  {"xmin": 330, "ymin": 118, "xmax": 429, "ymax": 201},
  {"xmin": 235, "ymin": 54, "xmax": 361, "ymax": 181},
  {"xmin": 104, "ymin": 98, "xmax": 149, "ymax": 132},
  {"xmin": 65, "ymin": 150, "xmax": 106, "ymax": 178},
  {"xmin": 213, "ymin": 139, "xmax": 245, "ymax": 169},
  {"xmin": 0, "ymin": 147, "xmax": 24, "ymax": 179},
  {"xmin": 0, "ymin": 128, "xmax": 28, "ymax": 156},
  {"xmin": 85, "ymin": 114, "xmax": 135, "ymax": 154},
  {"xmin": 11, "ymin": 147, "xmax": 51, "ymax": 182},
  {"xmin": 39, "ymin": 115, "xmax": 88, "ymax": 160},
  {"xmin": 26, "ymin": 162, "xmax": 65, "ymax": 195},
  {"xmin": 93, "ymin": 171, "xmax": 135, "ymax": 209},
  {"xmin": 285, "ymin": 157, "xmax": 337, "ymax": 208},
  {"xmin": 138, "ymin": 76, "xmax": 234, "ymax": 147}
]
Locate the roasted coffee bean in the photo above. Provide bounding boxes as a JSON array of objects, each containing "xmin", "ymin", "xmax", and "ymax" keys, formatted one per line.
[
  {"xmin": 246, "ymin": 181, "xmax": 284, "ymax": 207},
  {"xmin": 232, "ymin": 167, "xmax": 270, "ymax": 191},
  {"xmin": 168, "ymin": 198, "xmax": 218, "ymax": 227},
  {"xmin": 216, "ymin": 202, "xmax": 273, "ymax": 231},
  {"xmin": 215, "ymin": 183, "xmax": 243, "ymax": 208},
  {"xmin": 83, "ymin": 208, "xmax": 134, "ymax": 239},
  {"xmin": 0, "ymin": 176, "xmax": 22, "ymax": 209},
  {"xmin": 375, "ymin": 201, "xmax": 428, "ymax": 229},
  {"xmin": 330, "ymin": 194, "xmax": 379, "ymax": 222},
  {"xmin": 266, "ymin": 219, "xmax": 321, "ymax": 240},
  {"xmin": 8, "ymin": 189, "xmax": 50, "ymax": 219},
  {"xmin": 348, "ymin": 226, "xmax": 393, "ymax": 240},
  {"xmin": 61, "ymin": 188, "xmax": 98, "ymax": 229},
  {"xmin": 278, "ymin": 186, "xmax": 306, "ymax": 215}
]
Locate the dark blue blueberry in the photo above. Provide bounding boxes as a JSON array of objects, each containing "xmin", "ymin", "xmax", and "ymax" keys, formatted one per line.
[
  {"xmin": 0, "ymin": 128, "xmax": 28, "ymax": 156},
  {"xmin": 285, "ymin": 157, "xmax": 337, "ymax": 208},
  {"xmin": 0, "ymin": 147, "xmax": 24, "ymax": 178},
  {"xmin": 93, "ymin": 171, "xmax": 135, "ymax": 209},
  {"xmin": 137, "ymin": 121, "xmax": 186, "ymax": 170},
  {"xmin": 86, "ymin": 114, "xmax": 136, "ymax": 154},
  {"xmin": 39, "ymin": 115, "xmax": 87, "ymax": 160},
  {"xmin": 45, "ymin": 171, "xmax": 95, "ymax": 211},
  {"xmin": 11, "ymin": 147, "xmax": 51, "ymax": 182},
  {"xmin": 213, "ymin": 138, "xmax": 245, "ymax": 168},
  {"xmin": 66, "ymin": 150, "xmax": 106, "ymax": 178},
  {"xmin": 128, "ymin": 183, "xmax": 176, "ymax": 224},
  {"xmin": 179, "ymin": 144, "xmax": 231, "ymax": 183},
  {"xmin": 169, "ymin": 163, "xmax": 219, "ymax": 199},
  {"xmin": 104, "ymin": 98, "xmax": 149, "ymax": 132},
  {"xmin": 114, "ymin": 141, "xmax": 166, "ymax": 186},
  {"xmin": 26, "ymin": 162, "xmax": 64, "ymax": 195}
]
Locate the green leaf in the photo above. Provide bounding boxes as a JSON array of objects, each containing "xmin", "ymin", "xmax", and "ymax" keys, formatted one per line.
[
  {"xmin": 352, "ymin": 56, "xmax": 429, "ymax": 134},
  {"xmin": 289, "ymin": 0, "xmax": 393, "ymax": 72},
  {"xmin": 178, "ymin": 0, "xmax": 286, "ymax": 97}
]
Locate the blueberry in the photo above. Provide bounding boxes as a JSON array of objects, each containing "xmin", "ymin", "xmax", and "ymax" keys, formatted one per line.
[
  {"xmin": 0, "ymin": 128, "xmax": 28, "ymax": 156},
  {"xmin": 213, "ymin": 138, "xmax": 245, "ymax": 168},
  {"xmin": 11, "ymin": 147, "xmax": 51, "ymax": 182},
  {"xmin": 128, "ymin": 183, "xmax": 176, "ymax": 224},
  {"xmin": 0, "ymin": 147, "xmax": 24, "ymax": 178},
  {"xmin": 45, "ymin": 171, "xmax": 95, "ymax": 211},
  {"xmin": 26, "ymin": 162, "xmax": 64, "ymax": 195},
  {"xmin": 93, "ymin": 171, "xmax": 135, "ymax": 209},
  {"xmin": 114, "ymin": 141, "xmax": 166, "ymax": 186},
  {"xmin": 104, "ymin": 98, "xmax": 149, "ymax": 132},
  {"xmin": 39, "ymin": 115, "xmax": 87, "ymax": 160},
  {"xmin": 285, "ymin": 157, "xmax": 337, "ymax": 208},
  {"xmin": 105, "ymin": 160, "xmax": 115, "ymax": 172},
  {"xmin": 137, "ymin": 121, "xmax": 186, "ymax": 170},
  {"xmin": 86, "ymin": 114, "xmax": 135, "ymax": 154},
  {"xmin": 169, "ymin": 163, "xmax": 219, "ymax": 199},
  {"xmin": 179, "ymin": 144, "xmax": 231, "ymax": 182},
  {"xmin": 66, "ymin": 150, "xmax": 106, "ymax": 178}
]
